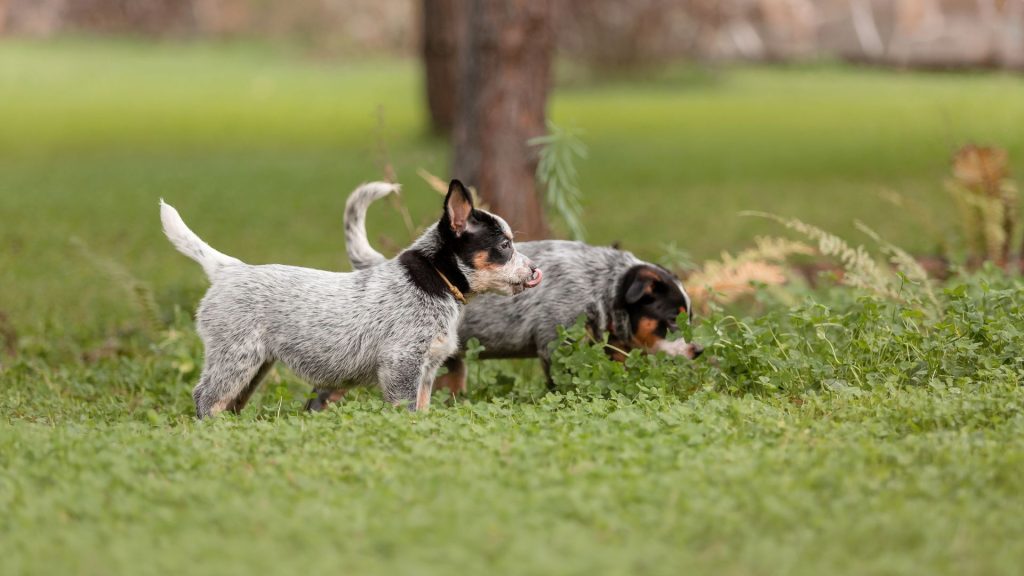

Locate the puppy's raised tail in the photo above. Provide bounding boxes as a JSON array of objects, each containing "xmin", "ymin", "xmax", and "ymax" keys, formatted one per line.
[
  {"xmin": 160, "ymin": 200, "xmax": 242, "ymax": 279},
  {"xmin": 344, "ymin": 181, "xmax": 400, "ymax": 270}
]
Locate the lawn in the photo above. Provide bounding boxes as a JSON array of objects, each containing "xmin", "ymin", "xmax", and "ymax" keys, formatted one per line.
[
  {"xmin": 2, "ymin": 39, "xmax": 1024, "ymax": 575},
  {"xmin": 4, "ymin": 386, "xmax": 1022, "ymax": 575}
]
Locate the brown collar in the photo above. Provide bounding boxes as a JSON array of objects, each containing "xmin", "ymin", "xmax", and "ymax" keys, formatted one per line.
[{"xmin": 435, "ymin": 268, "xmax": 467, "ymax": 304}]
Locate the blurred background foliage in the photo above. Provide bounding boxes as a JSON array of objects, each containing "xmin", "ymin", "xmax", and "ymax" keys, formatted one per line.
[{"xmin": 3, "ymin": 0, "xmax": 1023, "ymax": 70}]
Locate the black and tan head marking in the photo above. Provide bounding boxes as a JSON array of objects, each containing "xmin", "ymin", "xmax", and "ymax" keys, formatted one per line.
[
  {"xmin": 400, "ymin": 179, "xmax": 541, "ymax": 303},
  {"xmin": 615, "ymin": 264, "xmax": 701, "ymax": 359}
]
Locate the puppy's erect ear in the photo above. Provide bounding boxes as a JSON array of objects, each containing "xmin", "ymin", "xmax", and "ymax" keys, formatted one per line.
[{"xmin": 445, "ymin": 179, "xmax": 474, "ymax": 237}]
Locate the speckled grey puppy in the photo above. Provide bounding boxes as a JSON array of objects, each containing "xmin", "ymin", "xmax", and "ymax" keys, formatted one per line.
[
  {"xmin": 161, "ymin": 180, "xmax": 540, "ymax": 418},
  {"xmin": 343, "ymin": 184, "xmax": 700, "ymax": 395}
]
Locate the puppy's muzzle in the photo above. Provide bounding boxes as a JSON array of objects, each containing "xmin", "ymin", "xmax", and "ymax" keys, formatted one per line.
[
  {"xmin": 653, "ymin": 339, "xmax": 704, "ymax": 360},
  {"xmin": 525, "ymin": 264, "xmax": 543, "ymax": 288},
  {"xmin": 510, "ymin": 258, "xmax": 542, "ymax": 295}
]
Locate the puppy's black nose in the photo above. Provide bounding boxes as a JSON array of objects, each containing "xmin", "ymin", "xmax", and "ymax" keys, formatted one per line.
[{"xmin": 691, "ymin": 343, "xmax": 704, "ymax": 358}]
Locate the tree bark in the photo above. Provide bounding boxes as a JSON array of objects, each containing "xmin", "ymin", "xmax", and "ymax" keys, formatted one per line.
[
  {"xmin": 452, "ymin": 0, "xmax": 552, "ymax": 240},
  {"xmin": 422, "ymin": 0, "xmax": 464, "ymax": 134}
]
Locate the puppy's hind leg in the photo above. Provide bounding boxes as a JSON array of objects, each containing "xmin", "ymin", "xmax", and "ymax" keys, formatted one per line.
[
  {"xmin": 193, "ymin": 346, "xmax": 270, "ymax": 419},
  {"xmin": 226, "ymin": 360, "xmax": 275, "ymax": 414},
  {"xmin": 304, "ymin": 388, "xmax": 348, "ymax": 412},
  {"xmin": 434, "ymin": 356, "xmax": 467, "ymax": 398}
]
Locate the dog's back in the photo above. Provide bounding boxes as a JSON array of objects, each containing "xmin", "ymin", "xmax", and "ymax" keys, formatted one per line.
[
  {"xmin": 197, "ymin": 261, "xmax": 449, "ymax": 388},
  {"xmin": 459, "ymin": 240, "xmax": 640, "ymax": 359}
]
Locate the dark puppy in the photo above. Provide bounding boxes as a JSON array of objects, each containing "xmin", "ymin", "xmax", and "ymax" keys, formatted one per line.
[
  {"xmin": 436, "ymin": 241, "xmax": 699, "ymax": 393},
  {"xmin": 340, "ymin": 185, "xmax": 700, "ymax": 396}
]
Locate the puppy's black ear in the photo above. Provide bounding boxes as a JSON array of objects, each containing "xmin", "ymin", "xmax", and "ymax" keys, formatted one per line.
[
  {"xmin": 624, "ymin": 266, "xmax": 662, "ymax": 304},
  {"xmin": 625, "ymin": 276, "xmax": 652, "ymax": 304},
  {"xmin": 445, "ymin": 179, "xmax": 473, "ymax": 237}
]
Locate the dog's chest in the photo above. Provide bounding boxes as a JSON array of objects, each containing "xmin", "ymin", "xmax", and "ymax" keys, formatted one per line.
[
  {"xmin": 429, "ymin": 333, "xmax": 458, "ymax": 362},
  {"xmin": 427, "ymin": 311, "xmax": 461, "ymax": 361}
]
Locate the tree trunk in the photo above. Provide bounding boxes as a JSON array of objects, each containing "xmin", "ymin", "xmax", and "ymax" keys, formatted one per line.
[
  {"xmin": 422, "ymin": 0, "xmax": 464, "ymax": 134},
  {"xmin": 452, "ymin": 0, "xmax": 552, "ymax": 240}
]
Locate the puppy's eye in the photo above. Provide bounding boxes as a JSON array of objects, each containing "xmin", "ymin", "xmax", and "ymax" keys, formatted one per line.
[{"xmin": 501, "ymin": 239, "xmax": 511, "ymax": 250}]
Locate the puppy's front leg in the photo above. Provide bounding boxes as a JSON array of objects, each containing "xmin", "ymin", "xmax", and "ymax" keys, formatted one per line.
[
  {"xmin": 415, "ymin": 377, "xmax": 434, "ymax": 412},
  {"xmin": 414, "ymin": 357, "xmax": 448, "ymax": 411},
  {"xmin": 378, "ymin": 356, "xmax": 428, "ymax": 412}
]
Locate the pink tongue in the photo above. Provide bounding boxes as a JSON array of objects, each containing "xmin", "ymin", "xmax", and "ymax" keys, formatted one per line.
[{"xmin": 525, "ymin": 268, "xmax": 543, "ymax": 288}]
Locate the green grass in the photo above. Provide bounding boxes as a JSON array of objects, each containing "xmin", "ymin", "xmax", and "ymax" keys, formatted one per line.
[
  {"xmin": 4, "ymin": 388, "xmax": 1023, "ymax": 576},
  {"xmin": 3, "ymin": 39, "xmax": 1024, "ymax": 575},
  {"xmin": 5, "ymin": 299, "xmax": 1024, "ymax": 575}
]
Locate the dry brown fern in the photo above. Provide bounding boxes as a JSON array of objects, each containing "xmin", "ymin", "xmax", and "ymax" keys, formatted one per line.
[
  {"xmin": 947, "ymin": 145, "xmax": 1020, "ymax": 266},
  {"xmin": 685, "ymin": 236, "xmax": 814, "ymax": 307},
  {"xmin": 742, "ymin": 212, "xmax": 898, "ymax": 299},
  {"xmin": 855, "ymin": 221, "xmax": 939, "ymax": 311}
]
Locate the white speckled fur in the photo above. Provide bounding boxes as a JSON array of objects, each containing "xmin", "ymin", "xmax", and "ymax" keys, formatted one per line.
[{"xmin": 160, "ymin": 185, "xmax": 526, "ymax": 418}]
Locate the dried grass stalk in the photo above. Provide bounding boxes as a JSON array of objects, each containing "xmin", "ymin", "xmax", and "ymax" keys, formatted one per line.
[{"xmin": 687, "ymin": 236, "xmax": 814, "ymax": 306}]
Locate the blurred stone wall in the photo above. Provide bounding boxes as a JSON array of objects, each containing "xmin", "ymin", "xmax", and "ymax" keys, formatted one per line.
[
  {"xmin": 553, "ymin": 0, "xmax": 1024, "ymax": 70},
  {"xmin": 1, "ymin": 0, "xmax": 1021, "ymax": 69},
  {"xmin": 0, "ymin": 0, "xmax": 416, "ymax": 54}
]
